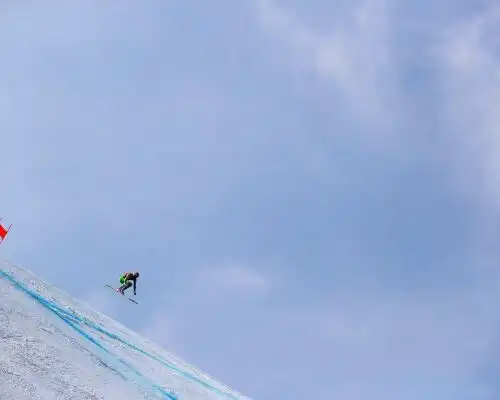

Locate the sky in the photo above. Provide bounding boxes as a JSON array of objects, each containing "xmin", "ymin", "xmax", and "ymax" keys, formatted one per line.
[{"xmin": 1, "ymin": 0, "xmax": 500, "ymax": 399}]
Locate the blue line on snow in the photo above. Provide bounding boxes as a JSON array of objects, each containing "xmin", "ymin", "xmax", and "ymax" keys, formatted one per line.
[
  {"xmin": 83, "ymin": 319, "xmax": 241, "ymax": 399},
  {"xmin": 39, "ymin": 286, "xmax": 237, "ymax": 398}
]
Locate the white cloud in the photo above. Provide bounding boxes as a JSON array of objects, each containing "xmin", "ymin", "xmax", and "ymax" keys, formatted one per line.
[
  {"xmin": 138, "ymin": 262, "xmax": 273, "ymax": 340},
  {"xmin": 439, "ymin": 5, "xmax": 500, "ymax": 214},
  {"xmin": 201, "ymin": 264, "xmax": 271, "ymax": 295},
  {"xmin": 255, "ymin": 0, "xmax": 397, "ymax": 129}
]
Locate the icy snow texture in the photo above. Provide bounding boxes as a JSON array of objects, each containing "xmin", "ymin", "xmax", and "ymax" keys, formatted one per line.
[{"xmin": 0, "ymin": 261, "xmax": 250, "ymax": 400}]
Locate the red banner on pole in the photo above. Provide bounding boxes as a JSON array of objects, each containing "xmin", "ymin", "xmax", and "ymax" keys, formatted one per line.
[{"xmin": 0, "ymin": 218, "xmax": 12, "ymax": 245}]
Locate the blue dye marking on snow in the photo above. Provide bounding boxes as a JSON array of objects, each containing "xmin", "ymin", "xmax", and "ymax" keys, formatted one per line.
[
  {"xmin": 82, "ymin": 320, "xmax": 240, "ymax": 399},
  {"xmin": 46, "ymin": 292, "xmax": 237, "ymax": 398},
  {"xmin": 0, "ymin": 270, "xmax": 177, "ymax": 400}
]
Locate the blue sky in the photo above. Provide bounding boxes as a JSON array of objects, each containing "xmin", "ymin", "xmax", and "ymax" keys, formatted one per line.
[{"xmin": 1, "ymin": 1, "xmax": 500, "ymax": 399}]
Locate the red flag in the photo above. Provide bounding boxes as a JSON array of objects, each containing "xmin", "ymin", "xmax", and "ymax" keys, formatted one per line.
[
  {"xmin": 0, "ymin": 224, "xmax": 7, "ymax": 240},
  {"xmin": 0, "ymin": 218, "xmax": 11, "ymax": 244}
]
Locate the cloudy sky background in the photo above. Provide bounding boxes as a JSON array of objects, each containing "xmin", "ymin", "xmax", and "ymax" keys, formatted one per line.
[{"xmin": 1, "ymin": 1, "xmax": 500, "ymax": 399}]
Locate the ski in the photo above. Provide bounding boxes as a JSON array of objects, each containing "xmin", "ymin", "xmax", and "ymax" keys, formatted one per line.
[{"xmin": 104, "ymin": 284, "xmax": 139, "ymax": 304}]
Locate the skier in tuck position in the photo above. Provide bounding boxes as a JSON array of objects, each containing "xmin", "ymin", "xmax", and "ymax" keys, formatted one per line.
[{"xmin": 117, "ymin": 272, "xmax": 140, "ymax": 295}]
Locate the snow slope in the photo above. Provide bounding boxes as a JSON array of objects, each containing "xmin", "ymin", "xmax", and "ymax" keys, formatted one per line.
[{"xmin": 0, "ymin": 261, "xmax": 251, "ymax": 400}]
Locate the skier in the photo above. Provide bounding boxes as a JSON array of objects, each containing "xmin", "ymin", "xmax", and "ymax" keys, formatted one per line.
[{"xmin": 117, "ymin": 272, "xmax": 140, "ymax": 295}]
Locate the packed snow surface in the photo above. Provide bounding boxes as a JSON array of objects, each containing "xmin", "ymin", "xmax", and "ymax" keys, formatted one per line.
[{"xmin": 0, "ymin": 261, "xmax": 250, "ymax": 400}]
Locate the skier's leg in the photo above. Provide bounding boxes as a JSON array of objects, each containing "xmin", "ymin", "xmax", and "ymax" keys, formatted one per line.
[
  {"xmin": 117, "ymin": 276, "xmax": 127, "ymax": 293},
  {"xmin": 120, "ymin": 281, "xmax": 132, "ymax": 294}
]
